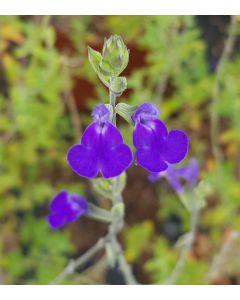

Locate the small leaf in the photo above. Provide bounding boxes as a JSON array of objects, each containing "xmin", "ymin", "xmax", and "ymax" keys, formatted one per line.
[
  {"xmin": 109, "ymin": 77, "xmax": 127, "ymax": 95},
  {"xmin": 87, "ymin": 47, "xmax": 102, "ymax": 74},
  {"xmin": 88, "ymin": 46, "xmax": 110, "ymax": 87},
  {"xmin": 116, "ymin": 102, "xmax": 137, "ymax": 124},
  {"xmin": 87, "ymin": 203, "xmax": 112, "ymax": 223}
]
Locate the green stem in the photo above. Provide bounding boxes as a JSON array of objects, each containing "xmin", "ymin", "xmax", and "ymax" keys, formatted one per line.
[
  {"xmin": 109, "ymin": 83, "xmax": 117, "ymax": 126},
  {"xmin": 50, "ymin": 237, "xmax": 106, "ymax": 284},
  {"xmin": 107, "ymin": 84, "xmax": 138, "ymax": 285}
]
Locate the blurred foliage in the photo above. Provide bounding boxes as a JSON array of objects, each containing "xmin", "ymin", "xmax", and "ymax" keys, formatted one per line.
[{"xmin": 1, "ymin": 15, "xmax": 240, "ymax": 284}]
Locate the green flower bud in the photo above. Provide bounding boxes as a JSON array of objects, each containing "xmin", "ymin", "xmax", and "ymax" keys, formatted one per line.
[{"xmin": 102, "ymin": 35, "xmax": 129, "ymax": 76}]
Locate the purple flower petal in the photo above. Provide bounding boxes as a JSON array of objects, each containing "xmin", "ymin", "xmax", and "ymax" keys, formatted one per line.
[
  {"xmin": 65, "ymin": 194, "xmax": 89, "ymax": 222},
  {"xmin": 165, "ymin": 166, "xmax": 184, "ymax": 192},
  {"xmin": 65, "ymin": 207, "xmax": 81, "ymax": 223},
  {"xmin": 71, "ymin": 194, "xmax": 89, "ymax": 213},
  {"xmin": 133, "ymin": 123, "xmax": 154, "ymax": 149},
  {"xmin": 67, "ymin": 144, "xmax": 99, "ymax": 178},
  {"xmin": 148, "ymin": 159, "xmax": 199, "ymax": 194},
  {"xmin": 49, "ymin": 191, "xmax": 68, "ymax": 212},
  {"xmin": 48, "ymin": 213, "xmax": 65, "ymax": 230},
  {"xmin": 133, "ymin": 121, "xmax": 168, "ymax": 172},
  {"xmin": 133, "ymin": 122, "xmax": 168, "ymax": 172},
  {"xmin": 136, "ymin": 147, "xmax": 168, "ymax": 173},
  {"xmin": 147, "ymin": 119, "xmax": 168, "ymax": 139},
  {"xmin": 148, "ymin": 166, "xmax": 183, "ymax": 191},
  {"xmin": 177, "ymin": 158, "xmax": 198, "ymax": 187},
  {"xmin": 101, "ymin": 122, "xmax": 124, "ymax": 148},
  {"xmin": 100, "ymin": 122, "xmax": 132, "ymax": 178},
  {"xmin": 101, "ymin": 144, "xmax": 133, "ymax": 178},
  {"xmin": 81, "ymin": 123, "xmax": 100, "ymax": 147},
  {"xmin": 91, "ymin": 104, "xmax": 110, "ymax": 125},
  {"xmin": 148, "ymin": 172, "xmax": 161, "ymax": 183},
  {"xmin": 162, "ymin": 130, "xmax": 189, "ymax": 164},
  {"xmin": 132, "ymin": 102, "xmax": 159, "ymax": 124},
  {"xmin": 133, "ymin": 120, "xmax": 167, "ymax": 149}
]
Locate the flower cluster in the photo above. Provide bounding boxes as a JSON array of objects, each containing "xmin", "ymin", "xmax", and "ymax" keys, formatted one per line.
[
  {"xmin": 47, "ymin": 102, "xmax": 189, "ymax": 229},
  {"xmin": 149, "ymin": 158, "xmax": 198, "ymax": 193},
  {"xmin": 67, "ymin": 102, "xmax": 189, "ymax": 178},
  {"xmin": 47, "ymin": 191, "xmax": 88, "ymax": 229}
]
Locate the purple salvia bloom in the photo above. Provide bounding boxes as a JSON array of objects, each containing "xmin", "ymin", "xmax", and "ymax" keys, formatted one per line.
[
  {"xmin": 176, "ymin": 158, "xmax": 198, "ymax": 189},
  {"xmin": 47, "ymin": 191, "xmax": 88, "ymax": 230},
  {"xmin": 132, "ymin": 102, "xmax": 189, "ymax": 173},
  {"xmin": 149, "ymin": 159, "xmax": 199, "ymax": 193},
  {"xmin": 67, "ymin": 104, "xmax": 133, "ymax": 179}
]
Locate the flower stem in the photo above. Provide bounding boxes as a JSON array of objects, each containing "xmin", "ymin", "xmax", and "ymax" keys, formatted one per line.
[
  {"xmin": 50, "ymin": 237, "xmax": 106, "ymax": 284},
  {"xmin": 109, "ymin": 84, "xmax": 117, "ymax": 126},
  {"xmin": 111, "ymin": 236, "xmax": 138, "ymax": 285},
  {"xmin": 107, "ymin": 85, "xmax": 138, "ymax": 284}
]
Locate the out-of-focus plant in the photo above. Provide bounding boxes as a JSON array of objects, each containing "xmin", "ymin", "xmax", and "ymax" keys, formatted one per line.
[
  {"xmin": 0, "ymin": 16, "xmax": 83, "ymax": 284},
  {"xmin": 1, "ymin": 15, "xmax": 240, "ymax": 285}
]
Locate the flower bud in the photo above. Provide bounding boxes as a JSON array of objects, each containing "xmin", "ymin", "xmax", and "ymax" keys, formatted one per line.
[{"xmin": 102, "ymin": 35, "xmax": 129, "ymax": 76}]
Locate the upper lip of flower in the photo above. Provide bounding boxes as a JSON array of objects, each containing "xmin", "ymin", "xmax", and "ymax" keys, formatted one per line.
[
  {"xmin": 91, "ymin": 104, "xmax": 110, "ymax": 126},
  {"xmin": 131, "ymin": 102, "xmax": 160, "ymax": 125}
]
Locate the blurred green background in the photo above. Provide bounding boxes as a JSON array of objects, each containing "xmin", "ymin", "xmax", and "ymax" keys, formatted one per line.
[{"xmin": 1, "ymin": 16, "xmax": 240, "ymax": 284}]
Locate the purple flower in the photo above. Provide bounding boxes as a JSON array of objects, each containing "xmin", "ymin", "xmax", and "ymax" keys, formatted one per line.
[
  {"xmin": 149, "ymin": 158, "xmax": 199, "ymax": 193},
  {"xmin": 47, "ymin": 191, "xmax": 88, "ymax": 230},
  {"xmin": 67, "ymin": 104, "xmax": 133, "ymax": 179},
  {"xmin": 132, "ymin": 102, "xmax": 189, "ymax": 173}
]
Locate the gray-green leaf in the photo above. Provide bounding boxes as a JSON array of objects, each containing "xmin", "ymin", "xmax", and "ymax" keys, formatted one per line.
[
  {"xmin": 115, "ymin": 102, "xmax": 137, "ymax": 124},
  {"xmin": 88, "ymin": 46, "xmax": 110, "ymax": 87}
]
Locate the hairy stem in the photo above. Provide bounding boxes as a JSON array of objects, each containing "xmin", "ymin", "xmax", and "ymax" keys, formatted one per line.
[
  {"xmin": 109, "ymin": 86, "xmax": 117, "ymax": 126},
  {"xmin": 111, "ymin": 236, "xmax": 138, "ymax": 285},
  {"xmin": 50, "ymin": 237, "xmax": 106, "ymax": 284},
  {"xmin": 108, "ymin": 87, "xmax": 138, "ymax": 284},
  {"xmin": 210, "ymin": 16, "xmax": 238, "ymax": 164}
]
